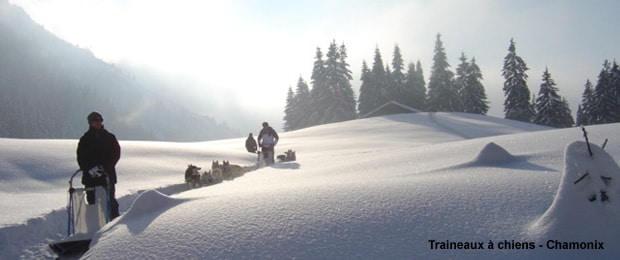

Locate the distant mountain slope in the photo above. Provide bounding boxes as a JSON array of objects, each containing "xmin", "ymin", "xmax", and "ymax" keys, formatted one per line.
[{"xmin": 0, "ymin": 2, "xmax": 238, "ymax": 141}]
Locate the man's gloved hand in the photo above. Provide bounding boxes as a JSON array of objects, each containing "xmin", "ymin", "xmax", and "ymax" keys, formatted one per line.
[{"xmin": 88, "ymin": 165, "xmax": 105, "ymax": 178}]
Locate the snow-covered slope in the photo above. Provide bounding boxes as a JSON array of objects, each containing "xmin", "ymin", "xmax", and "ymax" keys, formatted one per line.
[
  {"xmin": 0, "ymin": 112, "xmax": 549, "ymax": 227},
  {"xmin": 1, "ymin": 112, "xmax": 619, "ymax": 259}
]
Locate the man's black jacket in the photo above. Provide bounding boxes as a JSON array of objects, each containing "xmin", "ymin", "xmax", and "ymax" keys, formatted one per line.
[{"xmin": 77, "ymin": 127, "xmax": 121, "ymax": 186}]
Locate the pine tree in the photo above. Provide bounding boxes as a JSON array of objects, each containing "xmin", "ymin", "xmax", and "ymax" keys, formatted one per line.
[
  {"xmin": 385, "ymin": 63, "xmax": 394, "ymax": 102},
  {"xmin": 403, "ymin": 63, "xmax": 416, "ymax": 109},
  {"xmin": 559, "ymin": 98, "xmax": 575, "ymax": 127},
  {"xmin": 308, "ymin": 47, "xmax": 325, "ymax": 126},
  {"xmin": 426, "ymin": 34, "xmax": 459, "ymax": 112},
  {"xmin": 283, "ymin": 87, "xmax": 296, "ymax": 131},
  {"xmin": 610, "ymin": 61, "xmax": 620, "ymax": 121},
  {"xmin": 576, "ymin": 79, "xmax": 594, "ymax": 126},
  {"xmin": 402, "ymin": 63, "xmax": 418, "ymax": 109},
  {"xmin": 357, "ymin": 61, "xmax": 375, "ymax": 116},
  {"xmin": 334, "ymin": 42, "xmax": 357, "ymax": 120},
  {"xmin": 311, "ymin": 47, "xmax": 325, "ymax": 85},
  {"xmin": 391, "ymin": 45, "xmax": 406, "ymax": 105},
  {"xmin": 309, "ymin": 40, "xmax": 357, "ymax": 125},
  {"xmin": 283, "ymin": 76, "xmax": 312, "ymax": 131},
  {"xmin": 371, "ymin": 47, "xmax": 390, "ymax": 108},
  {"xmin": 409, "ymin": 61, "xmax": 426, "ymax": 110},
  {"xmin": 358, "ymin": 47, "xmax": 390, "ymax": 116},
  {"xmin": 589, "ymin": 60, "xmax": 620, "ymax": 124},
  {"xmin": 533, "ymin": 68, "xmax": 574, "ymax": 128},
  {"xmin": 454, "ymin": 53, "xmax": 469, "ymax": 112},
  {"xmin": 294, "ymin": 77, "xmax": 312, "ymax": 129},
  {"xmin": 461, "ymin": 57, "xmax": 489, "ymax": 114},
  {"xmin": 502, "ymin": 38, "xmax": 534, "ymax": 122}
]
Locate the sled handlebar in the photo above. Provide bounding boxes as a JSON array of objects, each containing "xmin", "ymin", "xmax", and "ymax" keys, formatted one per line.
[{"xmin": 69, "ymin": 169, "xmax": 82, "ymax": 189}]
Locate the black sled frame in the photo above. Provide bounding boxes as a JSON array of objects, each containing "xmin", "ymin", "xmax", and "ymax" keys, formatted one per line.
[{"xmin": 49, "ymin": 169, "xmax": 111, "ymax": 258}]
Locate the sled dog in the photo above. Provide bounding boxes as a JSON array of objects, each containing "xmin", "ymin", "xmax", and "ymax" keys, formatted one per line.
[
  {"xmin": 185, "ymin": 164, "xmax": 202, "ymax": 189},
  {"xmin": 202, "ymin": 169, "xmax": 215, "ymax": 185},
  {"xmin": 211, "ymin": 160, "xmax": 224, "ymax": 183},
  {"xmin": 223, "ymin": 160, "xmax": 244, "ymax": 179}
]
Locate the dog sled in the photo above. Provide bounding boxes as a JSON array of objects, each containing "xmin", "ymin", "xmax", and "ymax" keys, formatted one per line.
[
  {"xmin": 257, "ymin": 149, "xmax": 296, "ymax": 168},
  {"xmin": 48, "ymin": 169, "xmax": 112, "ymax": 258},
  {"xmin": 277, "ymin": 149, "xmax": 297, "ymax": 163}
]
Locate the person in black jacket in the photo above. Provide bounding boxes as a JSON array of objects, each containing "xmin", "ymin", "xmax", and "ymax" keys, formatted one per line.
[
  {"xmin": 257, "ymin": 122, "xmax": 279, "ymax": 165},
  {"xmin": 77, "ymin": 112, "xmax": 121, "ymax": 219},
  {"xmin": 245, "ymin": 133, "xmax": 257, "ymax": 153}
]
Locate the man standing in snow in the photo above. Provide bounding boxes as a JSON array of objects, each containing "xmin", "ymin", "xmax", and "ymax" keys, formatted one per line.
[
  {"xmin": 245, "ymin": 133, "xmax": 257, "ymax": 153},
  {"xmin": 77, "ymin": 112, "xmax": 121, "ymax": 219},
  {"xmin": 257, "ymin": 122, "xmax": 279, "ymax": 165}
]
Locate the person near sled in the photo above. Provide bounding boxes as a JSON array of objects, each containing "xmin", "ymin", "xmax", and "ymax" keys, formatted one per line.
[
  {"xmin": 245, "ymin": 133, "xmax": 258, "ymax": 153},
  {"xmin": 77, "ymin": 112, "xmax": 121, "ymax": 220},
  {"xmin": 257, "ymin": 122, "xmax": 279, "ymax": 165}
]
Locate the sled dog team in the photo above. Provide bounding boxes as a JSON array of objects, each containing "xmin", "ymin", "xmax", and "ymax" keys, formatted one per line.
[
  {"xmin": 185, "ymin": 161, "xmax": 250, "ymax": 189},
  {"xmin": 184, "ymin": 121, "xmax": 295, "ymax": 189}
]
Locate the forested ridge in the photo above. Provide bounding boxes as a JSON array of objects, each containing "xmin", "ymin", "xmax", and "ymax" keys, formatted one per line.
[{"xmin": 0, "ymin": 2, "xmax": 237, "ymax": 141}]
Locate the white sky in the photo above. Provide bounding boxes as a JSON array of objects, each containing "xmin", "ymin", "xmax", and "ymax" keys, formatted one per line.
[{"xmin": 8, "ymin": 0, "xmax": 620, "ymax": 127}]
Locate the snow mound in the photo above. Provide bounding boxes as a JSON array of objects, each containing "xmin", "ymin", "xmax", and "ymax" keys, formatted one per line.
[
  {"xmin": 473, "ymin": 142, "xmax": 516, "ymax": 164},
  {"xmin": 120, "ymin": 190, "xmax": 186, "ymax": 220},
  {"xmin": 528, "ymin": 141, "xmax": 620, "ymax": 251},
  {"xmin": 85, "ymin": 190, "xmax": 191, "ymax": 258}
]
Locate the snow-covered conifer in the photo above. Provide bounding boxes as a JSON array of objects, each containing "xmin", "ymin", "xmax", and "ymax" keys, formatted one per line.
[
  {"xmin": 576, "ymin": 79, "xmax": 594, "ymax": 126},
  {"xmin": 461, "ymin": 57, "xmax": 489, "ymax": 114},
  {"xmin": 533, "ymin": 68, "xmax": 574, "ymax": 127},
  {"xmin": 426, "ymin": 34, "xmax": 460, "ymax": 112},
  {"xmin": 283, "ymin": 77, "xmax": 312, "ymax": 131},
  {"xmin": 357, "ymin": 61, "xmax": 374, "ymax": 116},
  {"xmin": 283, "ymin": 87, "xmax": 296, "ymax": 131},
  {"xmin": 502, "ymin": 38, "xmax": 534, "ymax": 122},
  {"xmin": 589, "ymin": 60, "xmax": 620, "ymax": 124},
  {"xmin": 406, "ymin": 61, "xmax": 427, "ymax": 110},
  {"xmin": 390, "ymin": 45, "xmax": 407, "ymax": 105},
  {"xmin": 309, "ymin": 41, "xmax": 357, "ymax": 125}
]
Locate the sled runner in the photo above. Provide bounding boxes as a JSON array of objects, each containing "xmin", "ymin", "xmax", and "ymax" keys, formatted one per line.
[{"xmin": 49, "ymin": 169, "xmax": 111, "ymax": 258}]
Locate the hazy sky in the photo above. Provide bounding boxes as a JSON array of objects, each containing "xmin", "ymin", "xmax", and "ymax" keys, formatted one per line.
[{"xmin": 9, "ymin": 0, "xmax": 620, "ymax": 130}]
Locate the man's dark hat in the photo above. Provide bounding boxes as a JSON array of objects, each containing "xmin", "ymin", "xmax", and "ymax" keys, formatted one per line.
[{"xmin": 87, "ymin": 111, "xmax": 103, "ymax": 123}]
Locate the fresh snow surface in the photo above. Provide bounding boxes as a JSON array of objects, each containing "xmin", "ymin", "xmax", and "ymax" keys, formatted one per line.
[{"xmin": 1, "ymin": 112, "xmax": 619, "ymax": 259}]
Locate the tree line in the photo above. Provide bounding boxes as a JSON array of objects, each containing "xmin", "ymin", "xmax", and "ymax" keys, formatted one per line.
[{"xmin": 283, "ymin": 34, "xmax": 619, "ymax": 131}]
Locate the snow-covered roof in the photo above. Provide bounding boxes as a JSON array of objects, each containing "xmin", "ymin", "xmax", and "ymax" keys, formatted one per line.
[{"xmin": 360, "ymin": 101, "xmax": 421, "ymax": 118}]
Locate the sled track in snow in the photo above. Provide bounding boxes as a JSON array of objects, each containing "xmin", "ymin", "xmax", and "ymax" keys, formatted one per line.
[{"xmin": 0, "ymin": 164, "xmax": 260, "ymax": 259}]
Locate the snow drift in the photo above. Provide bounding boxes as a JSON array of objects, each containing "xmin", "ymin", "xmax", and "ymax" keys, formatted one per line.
[
  {"xmin": 1, "ymin": 112, "xmax": 619, "ymax": 259},
  {"xmin": 528, "ymin": 141, "xmax": 620, "ymax": 251}
]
